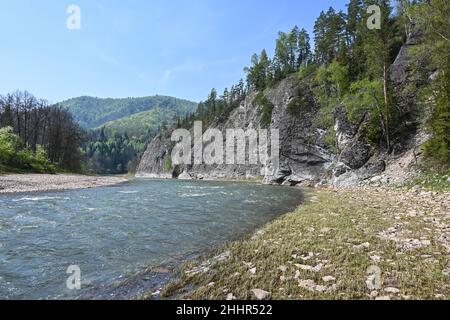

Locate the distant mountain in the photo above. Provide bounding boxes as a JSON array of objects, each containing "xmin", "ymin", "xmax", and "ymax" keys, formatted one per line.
[
  {"xmin": 58, "ymin": 95, "xmax": 197, "ymax": 129},
  {"xmin": 98, "ymin": 107, "xmax": 179, "ymax": 137}
]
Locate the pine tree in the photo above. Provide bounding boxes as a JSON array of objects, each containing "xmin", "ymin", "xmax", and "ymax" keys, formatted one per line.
[
  {"xmin": 362, "ymin": 0, "xmax": 402, "ymax": 151},
  {"xmin": 297, "ymin": 28, "xmax": 311, "ymax": 67},
  {"xmin": 314, "ymin": 11, "xmax": 328, "ymax": 64},
  {"xmin": 274, "ymin": 31, "xmax": 290, "ymax": 79}
]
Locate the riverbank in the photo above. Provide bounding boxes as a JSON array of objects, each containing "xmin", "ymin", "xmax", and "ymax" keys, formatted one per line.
[
  {"xmin": 153, "ymin": 186, "xmax": 450, "ymax": 300},
  {"xmin": 0, "ymin": 174, "xmax": 128, "ymax": 193}
]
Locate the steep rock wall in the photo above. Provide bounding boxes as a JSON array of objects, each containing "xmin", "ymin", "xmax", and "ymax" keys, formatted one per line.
[{"xmin": 137, "ymin": 31, "xmax": 426, "ymax": 187}]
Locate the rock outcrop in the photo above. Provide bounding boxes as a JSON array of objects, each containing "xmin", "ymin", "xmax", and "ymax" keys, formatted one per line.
[{"xmin": 137, "ymin": 31, "xmax": 427, "ymax": 187}]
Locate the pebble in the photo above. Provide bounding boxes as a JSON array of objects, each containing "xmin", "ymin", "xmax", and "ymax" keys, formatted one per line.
[
  {"xmin": 226, "ymin": 293, "xmax": 236, "ymax": 300},
  {"xmin": 251, "ymin": 289, "xmax": 270, "ymax": 300},
  {"xmin": 384, "ymin": 287, "xmax": 400, "ymax": 294},
  {"xmin": 322, "ymin": 276, "xmax": 336, "ymax": 282}
]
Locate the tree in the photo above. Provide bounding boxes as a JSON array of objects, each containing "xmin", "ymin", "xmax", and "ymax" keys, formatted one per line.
[
  {"xmin": 244, "ymin": 50, "xmax": 271, "ymax": 91},
  {"xmin": 274, "ymin": 31, "xmax": 290, "ymax": 79},
  {"xmin": 313, "ymin": 8, "xmax": 347, "ymax": 65},
  {"xmin": 288, "ymin": 26, "xmax": 300, "ymax": 71},
  {"xmin": 362, "ymin": 0, "xmax": 402, "ymax": 151},
  {"xmin": 409, "ymin": 0, "xmax": 450, "ymax": 164},
  {"xmin": 344, "ymin": 78, "xmax": 385, "ymax": 144},
  {"xmin": 313, "ymin": 60, "xmax": 350, "ymax": 128},
  {"xmin": 297, "ymin": 28, "xmax": 311, "ymax": 67},
  {"xmin": 314, "ymin": 11, "xmax": 328, "ymax": 64},
  {"xmin": 346, "ymin": 0, "xmax": 364, "ymax": 44},
  {"xmin": 346, "ymin": 0, "xmax": 366, "ymax": 80}
]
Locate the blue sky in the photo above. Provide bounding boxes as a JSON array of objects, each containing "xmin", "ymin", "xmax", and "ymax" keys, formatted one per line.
[{"xmin": 0, "ymin": 0, "xmax": 348, "ymax": 103}]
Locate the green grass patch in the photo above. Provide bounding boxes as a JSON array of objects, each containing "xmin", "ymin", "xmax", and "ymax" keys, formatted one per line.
[{"xmin": 406, "ymin": 170, "xmax": 450, "ymax": 192}]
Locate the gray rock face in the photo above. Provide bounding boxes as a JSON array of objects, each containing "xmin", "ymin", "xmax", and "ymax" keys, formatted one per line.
[
  {"xmin": 334, "ymin": 105, "xmax": 373, "ymax": 171},
  {"xmin": 135, "ymin": 131, "xmax": 173, "ymax": 179},
  {"xmin": 137, "ymin": 75, "xmax": 334, "ymax": 185},
  {"xmin": 137, "ymin": 30, "xmax": 424, "ymax": 187}
]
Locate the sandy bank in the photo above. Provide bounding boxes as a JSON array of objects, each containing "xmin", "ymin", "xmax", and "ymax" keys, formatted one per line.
[{"xmin": 0, "ymin": 174, "xmax": 128, "ymax": 194}]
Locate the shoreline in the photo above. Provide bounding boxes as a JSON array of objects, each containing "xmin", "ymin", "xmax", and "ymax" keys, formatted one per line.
[
  {"xmin": 153, "ymin": 186, "xmax": 449, "ymax": 300},
  {"xmin": 0, "ymin": 173, "xmax": 128, "ymax": 194}
]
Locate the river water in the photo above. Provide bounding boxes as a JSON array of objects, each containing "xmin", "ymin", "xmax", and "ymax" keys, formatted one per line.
[{"xmin": 0, "ymin": 179, "xmax": 302, "ymax": 299}]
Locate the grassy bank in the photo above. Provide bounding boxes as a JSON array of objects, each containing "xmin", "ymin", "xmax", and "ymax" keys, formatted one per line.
[{"xmin": 155, "ymin": 187, "xmax": 449, "ymax": 300}]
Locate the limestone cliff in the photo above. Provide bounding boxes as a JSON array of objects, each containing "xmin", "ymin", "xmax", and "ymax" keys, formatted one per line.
[{"xmin": 136, "ymin": 30, "xmax": 428, "ymax": 187}]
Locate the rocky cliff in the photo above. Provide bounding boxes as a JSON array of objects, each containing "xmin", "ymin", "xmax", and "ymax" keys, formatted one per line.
[{"xmin": 136, "ymin": 31, "xmax": 428, "ymax": 187}]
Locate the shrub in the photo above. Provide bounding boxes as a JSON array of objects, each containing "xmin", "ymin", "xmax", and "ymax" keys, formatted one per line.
[
  {"xmin": 0, "ymin": 126, "xmax": 56, "ymax": 173},
  {"xmin": 287, "ymin": 90, "xmax": 312, "ymax": 116},
  {"xmin": 255, "ymin": 93, "xmax": 274, "ymax": 128},
  {"xmin": 164, "ymin": 156, "xmax": 172, "ymax": 172},
  {"xmin": 30, "ymin": 145, "xmax": 56, "ymax": 173}
]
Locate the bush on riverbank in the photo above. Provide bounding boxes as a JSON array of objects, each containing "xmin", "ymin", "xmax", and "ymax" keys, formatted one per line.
[{"xmin": 0, "ymin": 126, "xmax": 56, "ymax": 174}]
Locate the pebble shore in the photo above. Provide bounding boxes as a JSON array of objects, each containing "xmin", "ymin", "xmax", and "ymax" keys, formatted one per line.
[{"xmin": 0, "ymin": 174, "xmax": 128, "ymax": 193}]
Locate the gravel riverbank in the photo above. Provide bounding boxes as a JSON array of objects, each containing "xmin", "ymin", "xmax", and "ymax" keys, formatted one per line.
[
  {"xmin": 156, "ymin": 187, "xmax": 450, "ymax": 300},
  {"xmin": 0, "ymin": 174, "xmax": 128, "ymax": 194}
]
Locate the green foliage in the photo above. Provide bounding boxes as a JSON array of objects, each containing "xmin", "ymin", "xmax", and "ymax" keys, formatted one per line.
[
  {"xmin": 312, "ymin": 60, "xmax": 349, "ymax": 143},
  {"xmin": 406, "ymin": 170, "xmax": 450, "ymax": 193},
  {"xmin": 245, "ymin": 26, "xmax": 311, "ymax": 91},
  {"xmin": 192, "ymin": 82, "xmax": 246, "ymax": 130},
  {"xmin": 409, "ymin": 0, "xmax": 450, "ymax": 165},
  {"xmin": 0, "ymin": 127, "xmax": 55, "ymax": 173},
  {"xmin": 244, "ymin": 50, "xmax": 271, "ymax": 91},
  {"xmin": 313, "ymin": 7, "xmax": 347, "ymax": 65},
  {"xmin": 423, "ymin": 65, "xmax": 450, "ymax": 165},
  {"xmin": 287, "ymin": 96, "xmax": 309, "ymax": 116},
  {"xmin": 62, "ymin": 95, "xmax": 197, "ymax": 174},
  {"xmin": 0, "ymin": 126, "xmax": 20, "ymax": 164},
  {"xmin": 344, "ymin": 79, "xmax": 383, "ymax": 121},
  {"xmin": 296, "ymin": 63, "xmax": 317, "ymax": 82},
  {"xmin": 60, "ymin": 95, "xmax": 197, "ymax": 129},
  {"xmin": 344, "ymin": 78, "xmax": 384, "ymax": 144},
  {"xmin": 255, "ymin": 93, "xmax": 274, "ymax": 128},
  {"xmin": 164, "ymin": 156, "xmax": 173, "ymax": 172},
  {"xmin": 98, "ymin": 107, "xmax": 179, "ymax": 137},
  {"xmin": 85, "ymin": 128, "xmax": 146, "ymax": 174},
  {"xmin": 313, "ymin": 61, "xmax": 349, "ymax": 115}
]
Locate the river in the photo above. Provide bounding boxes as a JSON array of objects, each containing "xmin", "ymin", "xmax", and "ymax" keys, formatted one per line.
[{"xmin": 0, "ymin": 178, "xmax": 302, "ymax": 299}]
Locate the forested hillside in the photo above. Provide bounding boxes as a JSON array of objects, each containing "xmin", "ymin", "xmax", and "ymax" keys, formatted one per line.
[
  {"xmin": 55, "ymin": 95, "xmax": 197, "ymax": 174},
  {"xmin": 98, "ymin": 107, "xmax": 175, "ymax": 137},
  {"xmin": 60, "ymin": 95, "xmax": 197, "ymax": 129}
]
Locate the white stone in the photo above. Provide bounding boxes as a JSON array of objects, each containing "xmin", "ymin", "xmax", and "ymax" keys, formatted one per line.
[
  {"xmin": 322, "ymin": 276, "xmax": 336, "ymax": 282},
  {"xmin": 251, "ymin": 289, "xmax": 270, "ymax": 300}
]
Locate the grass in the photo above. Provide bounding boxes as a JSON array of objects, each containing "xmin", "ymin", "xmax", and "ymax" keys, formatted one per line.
[
  {"xmin": 405, "ymin": 170, "xmax": 450, "ymax": 192},
  {"xmin": 156, "ymin": 188, "xmax": 449, "ymax": 300},
  {"xmin": 0, "ymin": 164, "xmax": 47, "ymax": 174}
]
